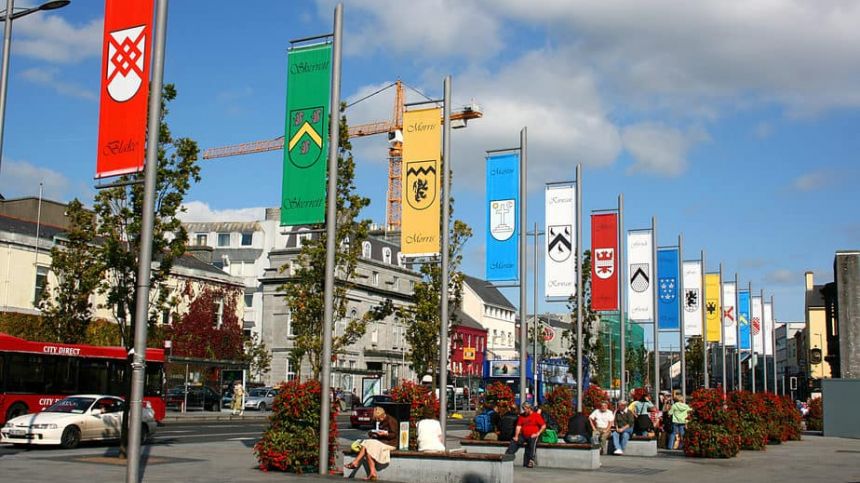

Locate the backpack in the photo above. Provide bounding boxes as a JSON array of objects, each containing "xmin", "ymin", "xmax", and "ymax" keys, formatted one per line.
[
  {"xmin": 475, "ymin": 410, "xmax": 495, "ymax": 434},
  {"xmin": 540, "ymin": 429, "xmax": 558, "ymax": 444},
  {"xmin": 499, "ymin": 412, "xmax": 519, "ymax": 440}
]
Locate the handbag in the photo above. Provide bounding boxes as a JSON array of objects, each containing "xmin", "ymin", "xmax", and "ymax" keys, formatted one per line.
[{"xmin": 540, "ymin": 429, "xmax": 558, "ymax": 444}]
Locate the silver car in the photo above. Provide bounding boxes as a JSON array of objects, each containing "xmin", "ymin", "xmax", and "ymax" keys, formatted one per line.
[{"xmin": 243, "ymin": 387, "xmax": 277, "ymax": 411}]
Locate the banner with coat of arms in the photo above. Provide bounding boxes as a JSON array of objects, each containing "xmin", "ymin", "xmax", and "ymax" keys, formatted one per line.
[
  {"xmin": 400, "ymin": 107, "xmax": 442, "ymax": 256},
  {"xmin": 763, "ymin": 301, "xmax": 774, "ymax": 356},
  {"xmin": 657, "ymin": 247, "xmax": 680, "ymax": 330},
  {"xmin": 682, "ymin": 260, "xmax": 703, "ymax": 336},
  {"xmin": 705, "ymin": 273, "xmax": 722, "ymax": 342},
  {"xmin": 591, "ymin": 213, "xmax": 618, "ymax": 311},
  {"xmin": 722, "ymin": 281, "xmax": 737, "ymax": 346},
  {"xmin": 751, "ymin": 295, "xmax": 762, "ymax": 354},
  {"xmin": 738, "ymin": 290, "xmax": 751, "ymax": 350},
  {"xmin": 281, "ymin": 42, "xmax": 332, "ymax": 225},
  {"xmin": 96, "ymin": 0, "xmax": 155, "ymax": 178},
  {"xmin": 544, "ymin": 183, "xmax": 575, "ymax": 300},
  {"xmin": 486, "ymin": 152, "xmax": 519, "ymax": 281},
  {"xmin": 627, "ymin": 230, "xmax": 654, "ymax": 322}
]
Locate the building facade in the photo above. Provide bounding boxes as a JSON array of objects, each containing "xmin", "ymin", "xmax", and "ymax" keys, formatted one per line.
[
  {"xmin": 461, "ymin": 275, "xmax": 517, "ymax": 360},
  {"xmin": 804, "ymin": 272, "xmax": 832, "ymax": 386},
  {"xmin": 450, "ymin": 310, "xmax": 488, "ymax": 393},
  {"xmin": 775, "ymin": 322, "xmax": 805, "ymax": 394}
]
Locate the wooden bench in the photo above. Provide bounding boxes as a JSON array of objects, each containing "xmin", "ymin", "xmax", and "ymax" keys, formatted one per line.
[
  {"xmin": 459, "ymin": 439, "xmax": 601, "ymax": 470},
  {"xmin": 343, "ymin": 449, "xmax": 514, "ymax": 483},
  {"xmin": 609, "ymin": 434, "xmax": 658, "ymax": 457}
]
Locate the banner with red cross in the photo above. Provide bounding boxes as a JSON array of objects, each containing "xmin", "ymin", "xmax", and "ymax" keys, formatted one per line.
[{"xmin": 96, "ymin": 0, "xmax": 154, "ymax": 178}]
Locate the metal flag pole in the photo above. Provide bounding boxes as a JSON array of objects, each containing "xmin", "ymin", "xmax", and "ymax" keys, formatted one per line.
[
  {"xmin": 678, "ymin": 234, "xmax": 686, "ymax": 398},
  {"xmin": 719, "ymin": 263, "xmax": 726, "ymax": 395},
  {"xmin": 533, "ymin": 222, "xmax": 540, "ymax": 401},
  {"xmin": 575, "ymin": 163, "xmax": 583, "ymax": 411},
  {"xmin": 761, "ymin": 288, "xmax": 767, "ymax": 392},
  {"xmin": 736, "ymin": 273, "xmax": 741, "ymax": 391},
  {"xmin": 318, "ymin": 3, "xmax": 343, "ymax": 474},
  {"xmin": 126, "ymin": 1, "xmax": 168, "ymax": 481},
  {"xmin": 618, "ymin": 194, "xmax": 627, "ymax": 398},
  {"xmin": 702, "ymin": 250, "xmax": 708, "ymax": 389},
  {"xmin": 438, "ymin": 74, "xmax": 452, "ymax": 442},
  {"xmin": 771, "ymin": 295, "xmax": 778, "ymax": 393},
  {"xmin": 652, "ymin": 216, "xmax": 660, "ymax": 401},
  {"xmin": 750, "ymin": 281, "xmax": 756, "ymax": 393},
  {"xmin": 519, "ymin": 127, "xmax": 528, "ymax": 405}
]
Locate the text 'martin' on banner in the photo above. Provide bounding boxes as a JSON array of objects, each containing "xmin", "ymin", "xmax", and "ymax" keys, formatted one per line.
[
  {"xmin": 591, "ymin": 213, "xmax": 618, "ymax": 311},
  {"xmin": 705, "ymin": 273, "xmax": 722, "ymax": 342},
  {"xmin": 400, "ymin": 107, "xmax": 442, "ymax": 256},
  {"xmin": 281, "ymin": 42, "xmax": 332, "ymax": 226},
  {"xmin": 627, "ymin": 230, "xmax": 654, "ymax": 322},
  {"xmin": 95, "ymin": 0, "xmax": 155, "ymax": 178},
  {"xmin": 544, "ymin": 183, "xmax": 575, "ymax": 300},
  {"xmin": 485, "ymin": 152, "xmax": 519, "ymax": 281}
]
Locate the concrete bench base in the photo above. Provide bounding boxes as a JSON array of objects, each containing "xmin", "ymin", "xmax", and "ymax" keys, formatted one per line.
[
  {"xmin": 460, "ymin": 440, "xmax": 601, "ymax": 470},
  {"xmin": 343, "ymin": 450, "xmax": 514, "ymax": 483},
  {"xmin": 617, "ymin": 438, "xmax": 658, "ymax": 456}
]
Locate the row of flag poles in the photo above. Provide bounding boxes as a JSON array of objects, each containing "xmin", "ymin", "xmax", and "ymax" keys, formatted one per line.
[{"xmin": 483, "ymin": 145, "xmax": 780, "ymax": 402}]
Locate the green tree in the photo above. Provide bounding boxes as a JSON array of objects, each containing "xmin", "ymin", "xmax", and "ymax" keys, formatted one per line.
[
  {"xmin": 563, "ymin": 250, "xmax": 600, "ymax": 383},
  {"xmin": 244, "ymin": 333, "xmax": 273, "ymax": 384},
  {"xmin": 280, "ymin": 110, "xmax": 391, "ymax": 379},
  {"xmin": 398, "ymin": 219, "xmax": 472, "ymax": 385},
  {"xmin": 685, "ymin": 335, "xmax": 705, "ymax": 389},
  {"xmin": 39, "ymin": 199, "xmax": 104, "ymax": 343}
]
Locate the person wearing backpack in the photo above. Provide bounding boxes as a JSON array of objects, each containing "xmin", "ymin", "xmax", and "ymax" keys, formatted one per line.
[{"xmin": 498, "ymin": 407, "xmax": 519, "ymax": 441}]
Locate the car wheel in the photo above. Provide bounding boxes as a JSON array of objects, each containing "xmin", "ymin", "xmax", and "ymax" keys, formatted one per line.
[
  {"xmin": 60, "ymin": 426, "xmax": 81, "ymax": 449},
  {"xmin": 258, "ymin": 402, "xmax": 266, "ymax": 411},
  {"xmin": 5, "ymin": 402, "xmax": 28, "ymax": 421}
]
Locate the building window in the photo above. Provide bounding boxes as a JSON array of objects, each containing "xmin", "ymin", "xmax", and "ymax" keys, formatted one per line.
[
  {"xmin": 371, "ymin": 325, "xmax": 379, "ymax": 345},
  {"xmin": 34, "ymin": 266, "xmax": 49, "ymax": 305},
  {"xmin": 195, "ymin": 233, "xmax": 208, "ymax": 246},
  {"xmin": 372, "ymin": 271, "xmax": 379, "ymax": 286},
  {"xmin": 362, "ymin": 241, "xmax": 372, "ymax": 258},
  {"xmin": 382, "ymin": 247, "xmax": 392, "ymax": 264},
  {"xmin": 286, "ymin": 311, "xmax": 295, "ymax": 338},
  {"xmin": 285, "ymin": 360, "xmax": 296, "ymax": 381},
  {"xmin": 507, "ymin": 332, "xmax": 512, "ymax": 347},
  {"xmin": 217, "ymin": 233, "xmax": 230, "ymax": 247},
  {"xmin": 244, "ymin": 293, "xmax": 254, "ymax": 309},
  {"xmin": 241, "ymin": 232, "xmax": 253, "ymax": 246},
  {"xmin": 161, "ymin": 309, "xmax": 171, "ymax": 325},
  {"xmin": 212, "ymin": 299, "xmax": 224, "ymax": 328}
]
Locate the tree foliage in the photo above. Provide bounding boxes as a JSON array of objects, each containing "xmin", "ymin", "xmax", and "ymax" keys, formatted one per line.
[
  {"xmin": 563, "ymin": 250, "xmax": 600, "ymax": 382},
  {"xmin": 280, "ymin": 110, "xmax": 391, "ymax": 379},
  {"xmin": 245, "ymin": 333, "xmax": 273, "ymax": 383},
  {"xmin": 39, "ymin": 199, "xmax": 104, "ymax": 343},
  {"xmin": 165, "ymin": 282, "xmax": 244, "ymax": 360}
]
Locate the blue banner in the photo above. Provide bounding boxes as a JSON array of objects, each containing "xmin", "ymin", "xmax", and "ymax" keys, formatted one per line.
[
  {"xmin": 657, "ymin": 247, "xmax": 680, "ymax": 330},
  {"xmin": 486, "ymin": 152, "xmax": 519, "ymax": 281},
  {"xmin": 738, "ymin": 290, "xmax": 751, "ymax": 350}
]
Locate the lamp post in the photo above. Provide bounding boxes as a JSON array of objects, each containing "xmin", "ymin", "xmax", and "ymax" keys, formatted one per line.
[{"xmin": 0, "ymin": 0, "xmax": 71, "ymax": 175}]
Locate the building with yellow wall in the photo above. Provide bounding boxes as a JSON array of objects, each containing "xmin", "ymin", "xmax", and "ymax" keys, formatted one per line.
[{"xmin": 804, "ymin": 272, "xmax": 832, "ymax": 382}]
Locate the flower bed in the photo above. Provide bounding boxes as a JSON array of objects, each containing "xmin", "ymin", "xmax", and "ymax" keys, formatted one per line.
[
  {"xmin": 727, "ymin": 390, "xmax": 767, "ymax": 450},
  {"xmin": 254, "ymin": 380, "xmax": 339, "ymax": 474},
  {"xmin": 582, "ymin": 385, "xmax": 609, "ymax": 414},
  {"xmin": 542, "ymin": 386, "xmax": 574, "ymax": 435},
  {"xmin": 806, "ymin": 397, "xmax": 823, "ymax": 431},
  {"xmin": 683, "ymin": 388, "xmax": 741, "ymax": 458},
  {"xmin": 390, "ymin": 381, "xmax": 439, "ymax": 450}
]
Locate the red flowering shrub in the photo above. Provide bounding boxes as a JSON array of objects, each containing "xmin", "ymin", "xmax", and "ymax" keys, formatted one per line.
[
  {"xmin": 390, "ymin": 381, "xmax": 439, "ymax": 450},
  {"xmin": 254, "ymin": 380, "xmax": 338, "ymax": 474},
  {"xmin": 773, "ymin": 394, "xmax": 802, "ymax": 441},
  {"xmin": 727, "ymin": 390, "xmax": 767, "ymax": 450},
  {"xmin": 583, "ymin": 385, "xmax": 609, "ymax": 414},
  {"xmin": 631, "ymin": 387, "xmax": 649, "ymax": 403},
  {"xmin": 483, "ymin": 382, "xmax": 517, "ymax": 416},
  {"xmin": 684, "ymin": 388, "xmax": 740, "ymax": 458},
  {"xmin": 542, "ymin": 386, "xmax": 575, "ymax": 435},
  {"xmin": 756, "ymin": 392, "xmax": 786, "ymax": 443},
  {"xmin": 807, "ymin": 397, "xmax": 823, "ymax": 431}
]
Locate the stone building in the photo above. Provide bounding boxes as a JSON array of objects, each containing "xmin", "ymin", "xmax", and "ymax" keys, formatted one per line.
[{"xmin": 461, "ymin": 275, "xmax": 517, "ymax": 360}]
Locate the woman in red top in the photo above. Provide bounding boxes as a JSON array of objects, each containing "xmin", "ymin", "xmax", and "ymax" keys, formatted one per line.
[{"xmin": 504, "ymin": 402, "xmax": 546, "ymax": 468}]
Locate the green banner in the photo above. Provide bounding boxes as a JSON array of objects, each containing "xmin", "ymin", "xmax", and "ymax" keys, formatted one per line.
[{"xmin": 281, "ymin": 42, "xmax": 331, "ymax": 225}]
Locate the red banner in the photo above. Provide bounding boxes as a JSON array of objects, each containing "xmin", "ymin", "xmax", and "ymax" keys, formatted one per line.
[
  {"xmin": 591, "ymin": 213, "xmax": 619, "ymax": 311},
  {"xmin": 95, "ymin": 0, "xmax": 154, "ymax": 178}
]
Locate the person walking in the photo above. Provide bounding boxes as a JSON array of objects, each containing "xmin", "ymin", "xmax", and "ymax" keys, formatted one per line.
[
  {"xmin": 505, "ymin": 403, "xmax": 545, "ymax": 468},
  {"xmin": 589, "ymin": 401, "xmax": 615, "ymax": 455},
  {"xmin": 231, "ymin": 382, "xmax": 244, "ymax": 416},
  {"xmin": 668, "ymin": 394, "xmax": 692, "ymax": 451},
  {"xmin": 611, "ymin": 400, "xmax": 635, "ymax": 455}
]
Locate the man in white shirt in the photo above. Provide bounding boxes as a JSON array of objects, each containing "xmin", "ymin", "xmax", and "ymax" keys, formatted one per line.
[{"xmin": 589, "ymin": 401, "xmax": 615, "ymax": 454}]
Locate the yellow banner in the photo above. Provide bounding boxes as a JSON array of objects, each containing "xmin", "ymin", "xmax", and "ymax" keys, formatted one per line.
[
  {"xmin": 401, "ymin": 107, "xmax": 442, "ymax": 256},
  {"xmin": 705, "ymin": 273, "xmax": 722, "ymax": 342}
]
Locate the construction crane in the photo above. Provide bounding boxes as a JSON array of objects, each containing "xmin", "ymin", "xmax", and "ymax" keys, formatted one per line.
[{"xmin": 202, "ymin": 80, "xmax": 483, "ymax": 230}]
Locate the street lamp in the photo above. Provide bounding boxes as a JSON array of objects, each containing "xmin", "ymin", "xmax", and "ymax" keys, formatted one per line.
[{"xmin": 0, "ymin": 0, "xmax": 71, "ymax": 175}]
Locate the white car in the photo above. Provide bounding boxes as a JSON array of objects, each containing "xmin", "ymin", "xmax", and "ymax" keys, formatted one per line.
[{"xmin": 1, "ymin": 395, "xmax": 157, "ymax": 449}]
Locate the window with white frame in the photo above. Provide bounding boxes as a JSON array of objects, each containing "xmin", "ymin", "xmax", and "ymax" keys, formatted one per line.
[
  {"xmin": 240, "ymin": 232, "xmax": 253, "ymax": 246},
  {"xmin": 195, "ymin": 233, "xmax": 208, "ymax": 246},
  {"xmin": 286, "ymin": 311, "xmax": 295, "ymax": 338},
  {"xmin": 217, "ymin": 233, "xmax": 230, "ymax": 247},
  {"xmin": 296, "ymin": 230, "xmax": 312, "ymax": 248},
  {"xmin": 371, "ymin": 324, "xmax": 379, "ymax": 345},
  {"xmin": 285, "ymin": 360, "xmax": 296, "ymax": 381},
  {"xmin": 382, "ymin": 247, "xmax": 392, "ymax": 264},
  {"xmin": 212, "ymin": 299, "xmax": 224, "ymax": 328},
  {"xmin": 33, "ymin": 265, "xmax": 49, "ymax": 306},
  {"xmin": 372, "ymin": 271, "xmax": 379, "ymax": 286},
  {"xmin": 244, "ymin": 292, "xmax": 254, "ymax": 309},
  {"xmin": 362, "ymin": 241, "xmax": 372, "ymax": 258}
]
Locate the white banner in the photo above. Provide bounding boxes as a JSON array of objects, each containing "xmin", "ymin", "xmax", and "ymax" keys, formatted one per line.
[
  {"xmin": 751, "ymin": 296, "xmax": 763, "ymax": 354},
  {"xmin": 722, "ymin": 282, "xmax": 737, "ymax": 346},
  {"xmin": 627, "ymin": 230, "xmax": 653, "ymax": 322},
  {"xmin": 763, "ymin": 301, "xmax": 774, "ymax": 355},
  {"xmin": 682, "ymin": 261, "xmax": 703, "ymax": 336},
  {"xmin": 545, "ymin": 184, "xmax": 576, "ymax": 300}
]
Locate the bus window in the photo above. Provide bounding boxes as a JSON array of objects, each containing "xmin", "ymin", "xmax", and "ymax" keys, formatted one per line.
[
  {"xmin": 8, "ymin": 354, "xmax": 45, "ymax": 392},
  {"xmin": 0, "ymin": 353, "xmax": 5, "ymax": 392},
  {"xmin": 145, "ymin": 363, "xmax": 163, "ymax": 397},
  {"xmin": 108, "ymin": 360, "xmax": 126, "ymax": 395},
  {"xmin": 78, "ymin": 360, "xmax": 108, "ymax": 394},
  {"xmin": 53, "ymin": 357, "xmax": 79, "ymax": 395}
]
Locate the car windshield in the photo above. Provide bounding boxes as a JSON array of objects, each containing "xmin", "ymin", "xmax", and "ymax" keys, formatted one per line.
[
  {"xmin": 249, "ymin": 389, "xmax": 268, "ymax": 397},
  {"xmin": 363, "ymin": 396, "xmax": 391, "ymax": 408},
  {"xmin": 45, "ymin": 397, "xmax": 96, "ymax": 414}
]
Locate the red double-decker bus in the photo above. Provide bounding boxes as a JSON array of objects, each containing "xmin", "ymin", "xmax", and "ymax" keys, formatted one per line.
[{"xmin": 0, "ymin": 333, "xmax": 165, "ymax": 424}]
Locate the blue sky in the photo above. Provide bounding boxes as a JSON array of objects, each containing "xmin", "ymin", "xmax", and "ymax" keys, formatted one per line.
[{"xmin": 1, "ymin": 0, "xmax": 858, "ymax": 330}]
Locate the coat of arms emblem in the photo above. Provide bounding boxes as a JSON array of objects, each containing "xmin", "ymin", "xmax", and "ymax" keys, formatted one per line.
[
  {"xmin": 106, "ymin": 25, "xmax": 147, "ymax": 102},
  {"xmin": 490, "ymin": 199, "xmax": 515, "ymax": 241},
  {"xmin": 630, "ymin": 264, "xmax": 649, "ymax": 292},
  {"xmin": 287, "ymin": 106, "xmax": 325, "ymax": 168},
  {"xmin": 405, "ymin": 160, "xmax": 437, "ymax": 210},
  {"xmin": 684, "ymin": 288, "xmax": 699, "ymax": 312},
  {"xmin": 659, "ymin": 277, "xmax": 676, "ymax": 302},
  {"xmin": 547, "ymin": 225, "xmax": 572, "ymax": 262},
  {"xmin": 594, "ymin": 248, "xmax": 614, "ymax": 279}
]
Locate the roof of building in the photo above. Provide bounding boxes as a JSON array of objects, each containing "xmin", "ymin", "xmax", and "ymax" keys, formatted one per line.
[
  {"xmin": 183, "ymin": 221, "xmax": 261, "ymax": 233},
  {"xmin": 0, "ymin": 214, "xmax": 66, "ymax": 241},
  {"xmin": 454, "ymin": 310, "xmax": 486, "ymax": 332},
  {"xmin": 172, "ymin": 253, "xmax": 244, "ymax": 285},
  {"xmin": 462, "ymin": 274, "xmax": 516, "ymax": 310},
  {"xmin": 805, "ymin": 284, "xmax": 826, "ymax": 309}
]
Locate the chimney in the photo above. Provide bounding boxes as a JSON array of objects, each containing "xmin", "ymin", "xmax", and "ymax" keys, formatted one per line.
[
  {"xmin": 265, "ymin": 207, "xmax": 280, "ymax": 221},
  {"xmin": 187, "ymin": 245, "xmax": 213, "ymax": 265},
  {"xmin": 804, "ymin": 271, "xmax": 814, "ymax": 291}
]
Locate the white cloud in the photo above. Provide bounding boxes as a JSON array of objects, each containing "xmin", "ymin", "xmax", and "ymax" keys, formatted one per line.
[
  {"xmin": 0, "ymin": 159, "xmax": 77, "ymax": 201},
  {"xmin": 791, "ymin": 170, "xmax": 830, "ymax": 192},
  {"xmin": 179, "ymin": 201, "xmax": 266, "ymax": 222},
  {"xmin": 20, "ymin": 67, "xmax": 96, "ymax": 100},
  {"xmin": 13, "ymin": 14, "xmax": 102, "ymax": 64},
  {"xmin": 622, "ymin": 123, "xmax": 706, "ymax": 177},
  {"xmin": 764, "ymin": 268, "xmax": 799, "ymax": 286}
]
